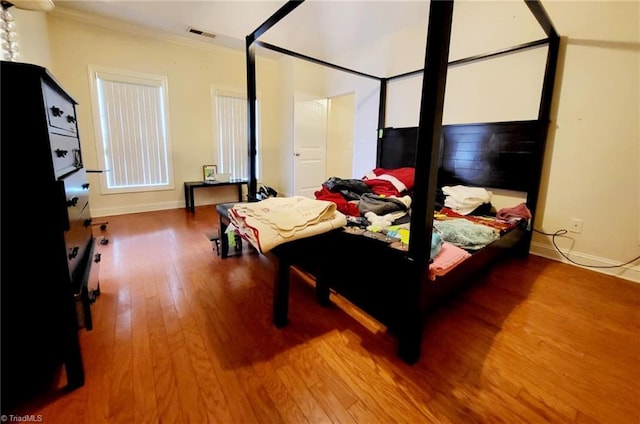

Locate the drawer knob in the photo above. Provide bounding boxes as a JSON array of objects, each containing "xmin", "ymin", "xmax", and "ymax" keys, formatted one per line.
[
  {"xmin": 82, "ymin": 183, "xmax": 90, "ymax": 190},
  {"xmin": 66, "ymin": 115, "xmax": 76, "ymax": 124},
  {"xmin": 67, "ymin": 196, "xmax": 79, "ymax": 207},
  {"xmin": 54, "ymin": 148, "xmax": 68, "ymax": 158},
  {"xmin": 68, "ymin": 246, "xmax": 79, "ymax": 259},
  {"xmin": 50, "ymin": 106, "xmax": 64, "ymax": 117},
  {"xmin": 84, "ymin": 218, "xmax": 92, "ymax": 228},
  {"xmin": 93, "ymin": 252, "xmax": 102, "ymax": 264}
]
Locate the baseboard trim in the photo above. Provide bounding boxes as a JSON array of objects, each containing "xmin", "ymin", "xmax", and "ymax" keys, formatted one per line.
[
  {"xmin": 91, "ymin": 201, "xmax": 184, "ymax": 218},
  {"xmin": 530, "ymin": 242, "xmax": 640, "ymax": 284},
  {"xmin": 89, "ymin": 204, "xmax": 640, "ymax": 284}
]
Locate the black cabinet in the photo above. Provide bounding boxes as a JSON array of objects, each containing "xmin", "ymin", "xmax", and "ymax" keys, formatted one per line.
[{"xmin": 0, "ymin": 61, "xmax": 96, "ymax": 411}]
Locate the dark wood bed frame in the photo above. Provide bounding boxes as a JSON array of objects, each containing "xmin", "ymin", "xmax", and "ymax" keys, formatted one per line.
[{"xmin": 242, "ymin": 0, "xmax": 559, "ymax": 364}]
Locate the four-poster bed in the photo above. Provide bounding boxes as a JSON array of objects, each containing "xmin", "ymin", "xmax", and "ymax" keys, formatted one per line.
[{"xmin": 240, "ymin": 0, "xmax": 559, "ymax": 364}]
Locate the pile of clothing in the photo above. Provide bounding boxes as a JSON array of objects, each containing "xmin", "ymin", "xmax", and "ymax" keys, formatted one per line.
[
  {"xmin": 441, "ymin": 185, "xmax": 493, "ymax": 215},
  {"xmin": 314, "ymin": 167, "xmax": 415, "ymax": 229}
]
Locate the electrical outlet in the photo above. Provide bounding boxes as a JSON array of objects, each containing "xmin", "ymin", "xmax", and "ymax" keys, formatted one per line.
[{"xmin": 569, "ymin": 218, "xmax": 584, "ymax": 234}]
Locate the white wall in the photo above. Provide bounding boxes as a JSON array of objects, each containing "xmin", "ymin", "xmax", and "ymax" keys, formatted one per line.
[
  {"xmin": 270, "ymin": 57, "xmax": 328, "ymax": 196},
  {"xmin": 324, "ymin": 69, "xmax": 381, "ymax": 178},
  {"xmin": 318, "ymin": 1, "xmax": 640, "ymax": 282},
  {"xmin": 272, "ymin": 56, "xmax": 295, "ymax": 197}
]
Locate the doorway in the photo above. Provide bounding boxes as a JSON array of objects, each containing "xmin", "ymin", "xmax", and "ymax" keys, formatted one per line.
[{"xmin": 293, "ymin": 93, "xmax": 355, "ymax": 198}]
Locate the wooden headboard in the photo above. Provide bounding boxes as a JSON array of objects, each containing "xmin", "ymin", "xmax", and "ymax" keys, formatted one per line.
[{"xmin": 377, "ymin": 120, "xmax": 544, "ymax": 192}]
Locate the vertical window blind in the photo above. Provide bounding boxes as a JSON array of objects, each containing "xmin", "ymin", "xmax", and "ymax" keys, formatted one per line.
[
  {"xmin": 215, "ymin": 91, "xmax": 259, "ymax": 180},
  {"xmin": 92, "ymin": 68, "xmax": 172, "ymax": 193}
]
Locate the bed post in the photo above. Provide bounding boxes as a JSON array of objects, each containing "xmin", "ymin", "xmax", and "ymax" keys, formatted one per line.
[
  {"xmin": 246, "ymin": 37, "xmax": 258, "ymax": 201},
  {"xmin": 398, "ymin": 0, "xmax": 454, "ymax": 365},
  {"xmin": 522, "ymin": 0, "xmax": 560, "ymax": 254},
  {"xmin": 409, "ymin": 0, "xmax": 454, "ymax": 264},
  {"xmin": 376, "ymin": 78, "xmax": 388, "ymax": 166},
  {"xmin": 246, "ymin": 0, "xmax": 306, "ymax": 201}
]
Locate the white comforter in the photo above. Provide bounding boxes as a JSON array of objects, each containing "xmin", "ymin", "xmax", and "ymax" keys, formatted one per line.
[{"xmin": 229, "ymin": 196, "xmax": 347, "ymax": 253}]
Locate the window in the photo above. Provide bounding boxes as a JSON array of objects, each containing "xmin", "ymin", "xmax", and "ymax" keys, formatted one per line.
[
  {"xmin": 213, "ymin": 89, "xmax": 259, "ymax": 180},
  {"xmin": 89, "ymin": 66, "xmax": 173, "ymax": 193}
]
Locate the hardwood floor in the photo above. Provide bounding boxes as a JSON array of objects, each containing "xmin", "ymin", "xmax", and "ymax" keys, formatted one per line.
[{"xmin": 11, "ymin": 205, "xmax": 640, "ymax": 423}]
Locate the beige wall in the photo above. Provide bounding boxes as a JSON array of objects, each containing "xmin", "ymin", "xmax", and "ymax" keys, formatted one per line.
[
  {"xmin": 9, "ymin": 2, "xmax": 639, "ymax": 282},
  {"xmin": 4, "ymin": 7, "xmax": 52, "ymax": 68},
  {"xmin": 531, "ymin": 1, "xmax": 640, "ymax": 282},
  {"xmin": 40, "ymin": 10, "xmax": 280, "ymax": 217},
  {"xmin": 326, "ymin": 93, "xmax": 355, "ymax": 179}
]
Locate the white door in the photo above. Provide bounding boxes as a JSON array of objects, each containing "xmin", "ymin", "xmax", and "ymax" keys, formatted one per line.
[{"xmin": 293, "ymin": 98, "xmax": 328, "ymax": 198}]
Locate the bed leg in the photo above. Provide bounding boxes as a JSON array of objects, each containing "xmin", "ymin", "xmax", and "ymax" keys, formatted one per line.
[
  {"xmin": 397, "ymin": 322, "xmax": 422, "ymax": 365},
  {"xmin": 397, "ymin": 282, "xmax": 422, "ymax": 365},
  {"xmin": 316, "ymin": 268, "xmax": 331, "ymax": 307},
  {"xmin": 514, "ymin": 232, "xmax": 532, "ymax": 258},
  {"xmin": 273, "ymin": 256, "xmax": 290, "ymax": 328}
]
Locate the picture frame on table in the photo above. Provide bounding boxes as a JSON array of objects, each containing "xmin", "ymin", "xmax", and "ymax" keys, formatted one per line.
[{"xmin": 203, "ymin": 165, "xmax": 217, "ymax": 181}]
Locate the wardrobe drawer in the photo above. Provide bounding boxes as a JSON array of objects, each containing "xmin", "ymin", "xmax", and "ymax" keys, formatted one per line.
[
  {"xmin": 65, "ymin": 203, "xmax": 92, "ymax": 281},
  {"xmin": 63, "ymin": 169, "xmax": 90, "ymax": 224},
  {"xmin": 42, "ymin": 79, "xmax": 78, "ymax": 135},
  {"xmin": 51, "ymin": 133, "xmax": 81, "ymax": 178},
  {"xmin": 63, "ymin": 168, "xmax": 92, "ymax": 279},
  {"xmin": 87, "ymin": 236, "xmax": 104, "ymax": 300},
  {"xmin": 75, "ymin": 237, "xmax": 102, "ymax": 331}
]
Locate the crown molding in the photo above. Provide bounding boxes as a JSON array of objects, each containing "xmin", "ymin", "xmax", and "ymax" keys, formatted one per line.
[{"xmin": 50, "ymin": 6, "xmax": 276, "ymax": 66}]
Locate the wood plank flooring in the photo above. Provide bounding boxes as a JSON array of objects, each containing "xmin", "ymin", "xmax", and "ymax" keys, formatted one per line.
[{"xmin": 11, "ymin": 205, "xmax": 640, "ymax": 423}]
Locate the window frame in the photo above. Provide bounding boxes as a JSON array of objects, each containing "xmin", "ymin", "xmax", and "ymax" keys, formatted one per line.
[{"xmin": 88, "ymin": 65, "xmax": 174, "ymax": 194}]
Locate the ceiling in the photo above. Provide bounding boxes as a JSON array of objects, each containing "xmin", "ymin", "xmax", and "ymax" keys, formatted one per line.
[
  {"xmin": 55, "ymin": 0, "xmax": 289, "ymax": 51},
  {"xmin": 48, "ymin": 1, "xmax": 639, "ymax": 77},
  {"xmin": 53, "ymin": 0, "xmax": 436, "ymax": 76},
  {"xmin": 53, "ymin": 1, "xmax": 433, "ymax": 54}
]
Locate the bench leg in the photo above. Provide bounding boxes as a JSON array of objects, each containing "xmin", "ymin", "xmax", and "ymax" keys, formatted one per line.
[
  {"xmin": 219, "ymin": 226, "xmax": 230, "ymax": 259},
  {"xmin": 234, "ymin": 235, "xmax": 243, "ymax": 251}
]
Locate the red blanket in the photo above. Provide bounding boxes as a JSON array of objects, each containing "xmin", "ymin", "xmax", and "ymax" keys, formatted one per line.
[{"xmin": 363, "ymin": 167, "xmax": 415, "ymax": 196}]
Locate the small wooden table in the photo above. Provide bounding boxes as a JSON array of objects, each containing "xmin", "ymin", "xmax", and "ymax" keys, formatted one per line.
[{"xmin": 183, "ymin": 180, "xmax": 247, "ymax": 213}]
